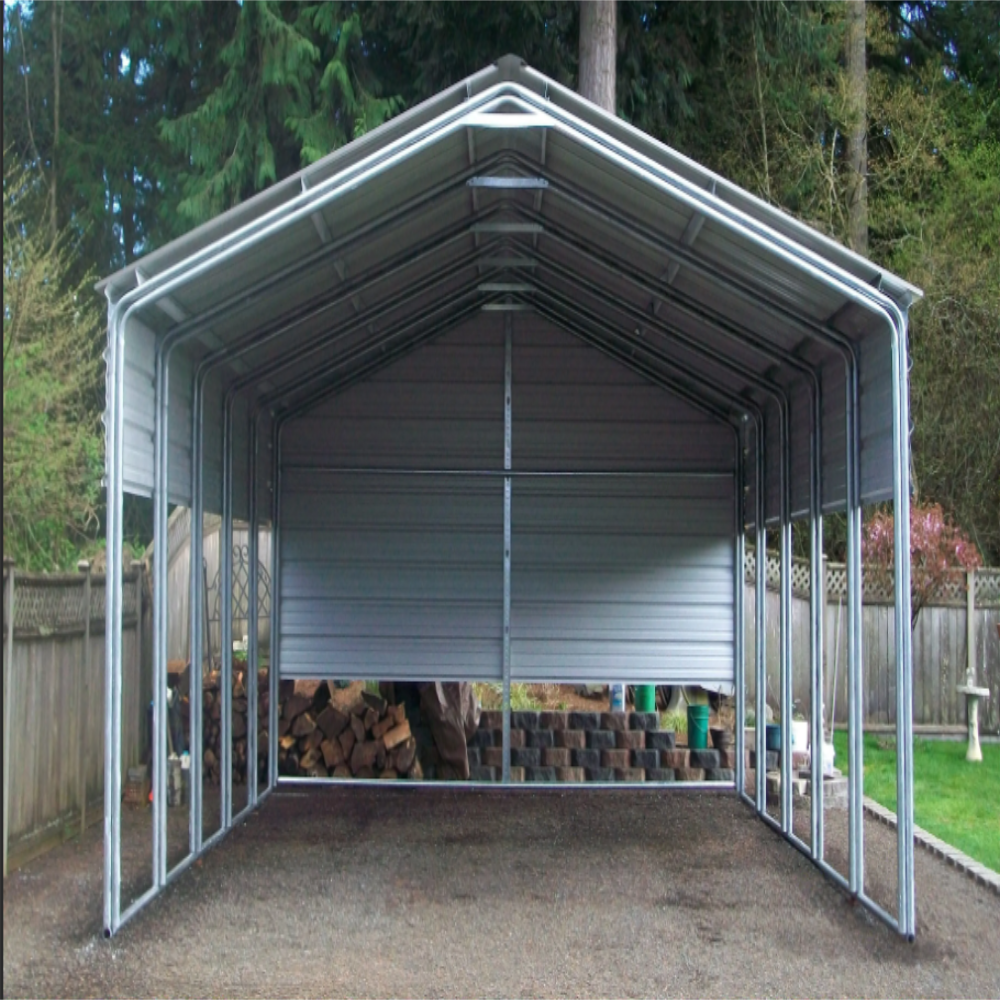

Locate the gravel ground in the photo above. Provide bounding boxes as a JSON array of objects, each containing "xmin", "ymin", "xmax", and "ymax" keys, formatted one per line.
[{"xmin": 3, "ymin": 786, "xmax": 999, "ymax": 999}]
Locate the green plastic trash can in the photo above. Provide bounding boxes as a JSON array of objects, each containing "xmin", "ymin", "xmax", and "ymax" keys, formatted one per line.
[
  {"xmin": 687, "ymin": 703, "xmax": 710, "ymax": 749},
  {"xmin": 634, "ymin": 685, "xmax": 656, "ymax": 714}
]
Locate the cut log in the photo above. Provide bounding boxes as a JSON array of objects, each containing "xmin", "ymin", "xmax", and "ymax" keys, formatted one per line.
[
  {"xmin": 355, "ymin": 765, "xmax": 376, "ymax": 779},
  {"xmin": 291, "ymin": 712, "xmax": 317, "ymax": 738},
  {"xmin": 363, "ymin": 707, "xmax": 379, "ymax": 733},
  {"xmin": 372, "ymin": 714, "xmax": 397, "ymax": 740},
  {"xmin": 232, "ymin": 713, "xmax": 247, "ymax": 739},
  {"xmin": 406, "ymin": 759, "xmax": 423, "ymax": 781},
  {"xmin": 300, "ymin": 746, "xmax": 321, "ymax": 770},
  {"xmin": 283, "ymin": 694, "xmax": 312, "ymax": 721},
  {"xmin": 383, "ymin": 720, "xmax": 412, "ymax": 751},
  {"xmin": 321, "ymin": 739, "xmax": 345, "ymax": 769},
  {"xmin": 350, "ymin": 740, "xmax": 380, "ymax": 774},
  {"xmin": 305, "ymin": 761, "xmax": 328, "ymax": 778},
  {"xmin": 350, "ymin": 700, "xmax": 368, "ymax": 717},
  {"xmin": 301, "ymin": 728, "xmax": 323, "ymax": 752},
  {"xmin": 379, "ymin": 768, "xmax": 398, "ymax": 779},
  {"xmin": 278, "ymin": 716, "xmax": 291, "ymax": 738},
  {"xmin": 279, "ymin": 734, "xmax": 297, "ymax": 752},
  {"xmin": 361, "ymin": 690, "xmax": 387, "ymax": 716},
  {"xmin": 338, "ymin": 727, "xmax": 356, "ymax": 758},
  {"xmin": 349, "ymin": 713, "xmax": 366, "ymax": 742},
  {"xmin": 316, "ymin": 704, "xmax": 350, "ymax": 740},
  {"xmin": 393, "ymin": 737, "xmax": 417, "ymax": 774},
  {"xmin": 332, "ymin": 764, "xmax": 351, "ymax": 778}
]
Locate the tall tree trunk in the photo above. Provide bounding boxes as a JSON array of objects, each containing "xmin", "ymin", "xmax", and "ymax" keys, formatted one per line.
[
  {"xmin": 844, "ymin": 0, "xmax": 868, "ymax": 256},
  {"xmin": 578, "ymin": 1, "xmax": 616, "ymax": 113},
  {"xmin": 50, "ymin": 1, "xmax": 64, "ymax": 243}
]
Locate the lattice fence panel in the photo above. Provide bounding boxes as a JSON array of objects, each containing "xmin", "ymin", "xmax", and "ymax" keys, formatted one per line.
[
  {"xmin": 743, "ymin": 552, "xmax": 994, "ymax": 607},
  {"xmin": 7, "ymin": 571, "xmax": 140, "ymax": 634}
]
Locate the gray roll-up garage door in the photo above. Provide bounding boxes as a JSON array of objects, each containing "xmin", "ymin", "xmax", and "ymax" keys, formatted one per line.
[
  {"xmin": 277, "ymin": 314, "xmax": 736, "ymax": 685},
  {"xmin": 509, "ymin": 475, "xmax": 735, "ymax": 684},
  {"xmin": 279, "ymin": 470, "xmax": 504, "ymax": 680}
]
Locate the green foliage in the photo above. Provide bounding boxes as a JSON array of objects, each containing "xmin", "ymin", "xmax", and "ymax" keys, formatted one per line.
[
  {"xmin": 158, "ymin": 1, "xmax": 401, "ymax": 228},
  {"xmin": 3, "ymin": 153, "xmax": 103, "ymax": 570},
  {"xmin": 660, "ymin": 708, "xmax": 688, "ymax": 736},
  {"xmin": 834, "ymin": 730, "xmax": 1000, "ymax": 873}
]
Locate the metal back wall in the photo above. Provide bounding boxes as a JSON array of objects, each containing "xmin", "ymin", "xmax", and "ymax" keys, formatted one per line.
[
  {"xmin": 278, "ymin": 314, "xmax": 736, "ymax": 685},
  {"xmin": 279, "ymin": 315, "xmax": 507, "ymax": 680}
]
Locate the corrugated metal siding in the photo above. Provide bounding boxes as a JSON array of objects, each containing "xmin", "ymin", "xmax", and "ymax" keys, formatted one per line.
[
  {"xmin": 167, "ymin": 352, "xmax": 193, "ymax": 505},
  {"xmin": 510, "ymin": 477, "xmax": 735, "ymax": 683},
  {"xmin": 122, "ymin": 318, "xmax": 156, "ymax": 497},
  {"xmin": 279, "ymin": 471, "xmax": 504, "ymax": 679},
  {"xmin": 282, "ymin": 314, "xmax": 505, "ymax": 470},
  {"xmin": 511, "ymin": 317, "xmax": 733, "ymax": 472},
  {"xmin": 277, "ymin": 314, "xmax": 736, "ymax": 684},
  {"xmin": 858, "ymin": 333, "xmax": 894, "ymax": 505}
]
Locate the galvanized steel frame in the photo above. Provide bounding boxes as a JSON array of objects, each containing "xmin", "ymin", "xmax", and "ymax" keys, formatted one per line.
[{"xmin": 101, "ymin": 73, "xmax": 915, "ymax": 940}]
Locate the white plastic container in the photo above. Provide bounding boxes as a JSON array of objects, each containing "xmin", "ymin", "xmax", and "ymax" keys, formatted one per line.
[{"xmin": 609, "ymin": 683, "xmax": 625, "ymax": 712}]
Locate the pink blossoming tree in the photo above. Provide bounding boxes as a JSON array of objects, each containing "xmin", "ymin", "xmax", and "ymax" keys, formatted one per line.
[{"xmin": 863, "ymin": 502, "xmax": 982, "ymax": 630}]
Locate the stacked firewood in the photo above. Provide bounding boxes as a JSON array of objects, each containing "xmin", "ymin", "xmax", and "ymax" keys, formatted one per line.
[
  {"xmin": 201, "ymin": 668, "xmax": 269, "ymax": 785},
  {"xmin": 278, "ymin": 682, "xmax": 420, "ymax": 780}
]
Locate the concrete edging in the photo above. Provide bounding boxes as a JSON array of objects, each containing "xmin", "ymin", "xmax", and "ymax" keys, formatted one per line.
[{"xmin": 863, "ymin": 797, "xmax": 1000, "ymax": 896}]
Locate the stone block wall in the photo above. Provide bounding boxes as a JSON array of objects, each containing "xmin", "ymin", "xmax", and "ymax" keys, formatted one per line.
[{"xmin": 467, "ymin": 711, "xmax": 742, "ymax": 783}]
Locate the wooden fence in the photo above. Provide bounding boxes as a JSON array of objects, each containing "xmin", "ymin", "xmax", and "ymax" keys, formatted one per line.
[
  {"xmin": 744, "ymin": 555, "xmax": 1000, "ymax": 733},
  {"xmin": 2, "ymin": 562, "xmax": 148, "ymax": 875}
]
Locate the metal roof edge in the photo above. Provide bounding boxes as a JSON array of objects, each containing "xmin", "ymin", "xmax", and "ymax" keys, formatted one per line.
[{"xmin": 97, "ymin": 54, "xmax": 921, "ymax": 314}]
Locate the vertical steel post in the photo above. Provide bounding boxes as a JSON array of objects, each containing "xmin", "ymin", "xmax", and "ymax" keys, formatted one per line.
[
  {"xmin": 221, "ymin": 403, "xmax": 233, "ymax": 828},
  {"xmin": 779, "ymin": 405, "xmax": 793, "ymax": 835},
  {"xmin": 152, "ymin": 353, "xmax": 167, "ymax": 889},
  {"xmin": 189, "ymin": 382, "xmax": 203, "ymax": 854},
  {"xmin": 269, "ymin": 419, "xmax": 280, "ymax": 789},
  {"xmin": 79, "ymin": 561, "xmax": 92, "ymax": 837},
  {"xmin": 814, "ymin": 550, "xmax": 827, "ymax": 861},
  {"xmin": 809, "ymin": 397, "xmax": 823, "ymax": 859},
  {"xmin": 248, "ymin": 416, "xmax": 259, "ymax": 806},
  {"xmin": 846, "ymin": 363, "xmax": 863, "ymax": 897},
  {"xmin": 755, "ymin": 428, "xmax": 767, "ymax": 816},
  {"xmin": 502, "ymin": 313, "xmax": 513, "ymax": 783},
  {"xmin": 734, "ymin": 426, "xmax": 746, "ymax": 798},
  {"xmin": 3, "ymin": 560, "xmax": 14, "ymax": 878},
  {"xmin": 892, "ymin": 315, "xmax": 915, "ymax": 938}
]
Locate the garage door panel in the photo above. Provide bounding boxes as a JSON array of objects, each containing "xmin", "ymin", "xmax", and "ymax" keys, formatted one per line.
[
  {"xmin": 510, "ymin": 476, "xmax": 734, "ymax": 684},
  {"xmin": 282, "ymin": 528, "xmax": 501, "ymax": 564},
  {"xmin": 279, "ymin": 472, "xmax": 503, "ymax": 678}
]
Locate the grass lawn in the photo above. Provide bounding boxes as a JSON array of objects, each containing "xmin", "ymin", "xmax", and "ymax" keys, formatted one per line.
[{"xmin": 833, "ymin": 731, "xmax": 1000, "ymax": 873}]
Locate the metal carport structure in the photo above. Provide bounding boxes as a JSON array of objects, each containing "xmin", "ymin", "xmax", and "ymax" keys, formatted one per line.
[{"xmin": 98, "ymin": 55, "xmax": 919, "ymax": 938}]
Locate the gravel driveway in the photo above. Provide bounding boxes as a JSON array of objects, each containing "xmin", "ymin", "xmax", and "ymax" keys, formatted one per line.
[{"xmin": 3, "ymin": 786, "xmax": 998, "ymax": 998}]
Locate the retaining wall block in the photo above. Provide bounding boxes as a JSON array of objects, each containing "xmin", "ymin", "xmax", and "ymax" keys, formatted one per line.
[
  {"xmin": 509, "ymin": 729, "xmax": 526, "ymax": 749},
  {"xmin": 482, "ymin": 747, "xmax": 503, "ymax": 769},
  {"xmin": 555, "ymin": 766, "xmax": 586, "ymax": 782},
  {"xmin": 466, "ymin": 746, "xmax": 481, "ymax": 768},
  {"xmin": 631, "ymin": 749, "xmax": 659, "ymax": 769},
  {"xmin": 511, "ymin": 711, "xmax": 539, "ymax": 731},
  {"xmin": 586, "ymin": 730, "xmax": 617, "ymax": 750},
  {"xmin": 509, "ymin": 766, "xmax": 525, "ymax": 782},
  {"xmin": 629, "ymin": 712, "xmax": 660, "ymax": 731},
  {"xmin": 718, "ymin": 749, "xmax": 738, "ymax": 769},
  {"xmin": 541, "ymin": 747, "xmax": 571, "ymax": 768},
  {"xmin": 662, "ymin": 749, "xmax": 690, "ymax": 769},
  {"xmin": 600, "ymin": 749, "xmax": 631, "ymax": 769},
  {"xmin": 675, "ymin": 767, "xmax": 706, "ymax": 781},
  {"xmin": 616, "ymin": 730, "xmax": 645, "ymax": 750},
  {"xmin": 539, "ymin": 711, "xmax": 569, "ymax": 731},
  {"xmin": 480, "ymin": 711, "xmax": 503, "ymax": 730},
  {"xmin": 510, "ymin": 747, "xmax": 540, "ymax": 768},
  {"xmin": 556, "ymin": 730, "xmax": 586, "ymax": 750},
  {"xmin": 470, "ymin": 765, "xmax": 497, "ymax": 782},
  {"xmin": 585, "ymin": 767, "xmax": 615, "ymax": 781},
  {"xmin": 600, "ymin": 712, "xmax": 629, "ymax": 732},
  {"xmin": 705, "ymin": 768, "xmax": 734, "ymax": 782},
  {"xmin": 571, "ymin": 748, "xmax": 601, "ymax": 769},
  {"xmin": 525, "ymin": 766, "xmax": 557, "ymax": 783},
  {"xmin": 526, "ymin": 729, "xmax": 554, "ymax": 749},
  {"xmin": 646, "ymin": 768, "xmax": 676, "ymax": 782},
  {"xmin": 689, "ymin": 749, "xmax": 721, "ymax": 770},
  {"xmin": 569, "ymin": 711, "xmax": 600, "ymax": 731},
  {"xmin": 646, "ymin": 731, "xmax": 676, "ymax": 751},
  {"xmin": 470, "ymin": 728, "xmax": 494, "ymax": 748},
  {"xmin": 615, "ymin": 768, "xmax": 646, "ymax": 782},
  {"xmin": 749, "ymin": 750, "xmax": 778, "ymax": 771}
]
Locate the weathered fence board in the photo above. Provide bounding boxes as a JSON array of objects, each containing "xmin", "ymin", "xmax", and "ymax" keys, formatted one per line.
[{"xmin": 744, "ymin": 573, "xmax": 1000, "ymax": 733}]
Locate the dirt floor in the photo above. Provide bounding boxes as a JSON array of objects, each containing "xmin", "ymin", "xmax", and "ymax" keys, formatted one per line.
[{"xmin": 4, "ymin": 787, "xmax": 999, "ymax": 999}]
